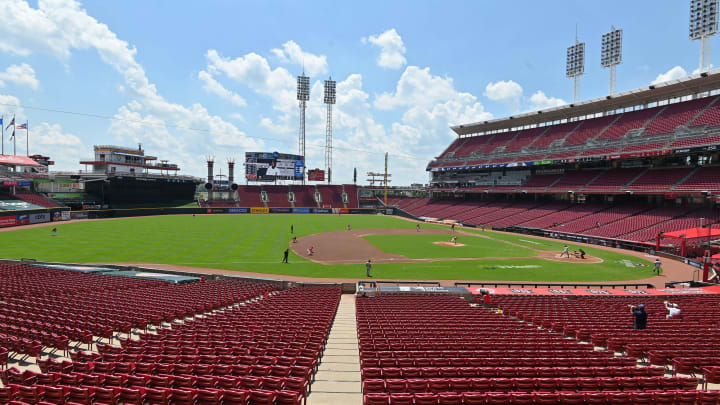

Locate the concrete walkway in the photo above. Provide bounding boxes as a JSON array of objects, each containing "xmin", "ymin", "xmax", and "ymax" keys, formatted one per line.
[{"xmin": 308, "ymin": 294, "xmax": 362, "ymax": 405}]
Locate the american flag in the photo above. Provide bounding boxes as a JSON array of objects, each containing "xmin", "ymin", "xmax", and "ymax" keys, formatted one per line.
[{"xmin": 16, "ymin": 123, "xmax": 27, "ymax": 130}]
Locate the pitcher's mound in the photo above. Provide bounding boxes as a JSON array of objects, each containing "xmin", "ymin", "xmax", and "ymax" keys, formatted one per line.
[{"xmin": 433, "ymin": 241, "xmax": 466, "ymax": 247}]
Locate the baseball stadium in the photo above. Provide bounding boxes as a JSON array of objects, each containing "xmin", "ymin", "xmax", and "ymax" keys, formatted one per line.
[{"xmin": 2, "ymin": 1, "xmax": 720, "ymax": 404}]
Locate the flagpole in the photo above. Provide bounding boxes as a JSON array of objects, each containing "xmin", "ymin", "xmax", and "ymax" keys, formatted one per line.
[
  {"xmin": 26, "ymin": 120, "xmax": 28, "ymax": 157},
  {"xmin": 1, "ymin": 114, "xmax": 3, "ymax": 155}
]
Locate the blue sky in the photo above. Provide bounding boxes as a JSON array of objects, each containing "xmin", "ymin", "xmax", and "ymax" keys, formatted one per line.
[{"xmin": 0, "ymin": 0, "xmax": 708, "ymax": 184}]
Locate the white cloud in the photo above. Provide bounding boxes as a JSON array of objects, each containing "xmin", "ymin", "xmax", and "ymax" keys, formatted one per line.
[
  {"xmin": 198, "ymin": 70, "xmax": 246, "ymax": 106},
  {"xmin": 529, "ymin": 90, "xmax": 567, "ymax": 110},
  {"xmin": 484, "ymin": 80, "xmax": 523, "ymax": 108},
  {"xmin": 363, "ymin": 28, "xmax": 407, "ymax": 69},
  {"xmin": 0, "ymin": 63, "xmax": 39, "ymax": 89},
  {"xmin": 652, "ymin": 66, "xmax": 688, "ymax": 85},
  {"xmin": 0, "ymin": 0, "xmax": 262, "ymax": 176},
  {"xmin": 269, "ymin": 40, "xmax": 328, "ymax": 77},
  {"xmin": 31, "ymin": 122, "xmax": 84, "ymax": 169},
  {"xmin": 0, "ymin": 94, "xmax": 24, "ymax": 119},
  {"xmin": 374, "ymin": 66, "xmax": 458, "ymax": 110}
]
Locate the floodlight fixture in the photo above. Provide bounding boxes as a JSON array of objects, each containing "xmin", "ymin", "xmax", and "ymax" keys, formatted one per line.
[
  {"xmin": 601, "ymin": 26, "xmax": 623, "ymax": 95},
  {"xmin": 296, "ymin": 74, "xmax": 310, "ymax": 101},
  {"xmin": 566, "ymin": 35, "xmax": 585, "ymax": 104},
  {"xmin": 690, "ymin": 0, "xmax": 719, "ymax": 72},
  {"xmin": 324, "ymin": 78, "xmax": 336, "ymax": 183},
  {"xmin": 601, "ymin": 27, "xmax": 623, "ymax": 67},
  {"xmin": 566, "ymin": 42, "xmax": 585, "ymax": 78},
  {"xmin": 297, "ymin": 73, "xmax": 310, "ymax": 182},
  {"xmin": 323, "ymin": 79, "xmax": 336, "ymax": 105}
]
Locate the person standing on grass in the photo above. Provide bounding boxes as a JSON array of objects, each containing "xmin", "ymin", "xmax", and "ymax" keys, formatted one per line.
[
  {"xmin": 290, "ymin": 224, "xmax": 294, "ymax": 234},
  {"xmin": 51, "ymin": 227, "xmax": 57, "ymax": 236},
  {"xmin": 366, "ymin": 259, "xmax": 372, "ymax": 277},
  {"xmin": 416, "ymin": 223, "xmax": 420, "ymax": 232},
  {"xmin": 653, "ymin": 258, "xmax": 662, "ymax": 275},
  {"xmin": 451, "ymin": 223, "xmax": 455, "ymax": 233},
  {"xmin": 282, "ymin": 248, "xmax": 289, "ymax": 263}
]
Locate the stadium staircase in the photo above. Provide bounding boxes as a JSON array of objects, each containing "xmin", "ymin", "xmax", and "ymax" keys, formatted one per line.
[
  {"xmin": 341, "ymin": 185, "xmax": 348, "ymax": 208},
  {"xmin": 670, "ymin": 166, "xmax": 702, "ymax": 191},
  {"xmin": 686, "ymin": 96, "xmax": 720, "ymax": 126},
  {"xmin": 259, "ymin": 186, "xmax": 269, "ymax": 208},
  {"xmin": 313, "ymin": 184, "xmax": 321, "ymax": 208},
  {"xmin": 637, "ymin": 105, "xmax": 670, "ymax": 136},
  {"xmin": 288, "ymin": 185, "xmax": 295, "ymax": 209},
  {"xmin": 577, "ymin": 170, "xmax": 608, "ymax": 192},
  {"xmin": 542, "ymin": 174, "xmax": 565, "ymax": 192},
  {"xmin": 620, "ymin": 168, "xmax": 650, "ymax": 191},
  {"xmin": 307, "ymin": 294, "xmax": 361, "ymax": 404}
]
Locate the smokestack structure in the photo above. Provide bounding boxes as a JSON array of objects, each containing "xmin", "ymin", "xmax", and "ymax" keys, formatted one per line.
[{"xmin": 207, "ymin": 158, "xmax": 215, "ymax": 201}]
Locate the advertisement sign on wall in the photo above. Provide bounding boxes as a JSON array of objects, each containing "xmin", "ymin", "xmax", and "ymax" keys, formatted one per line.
[
  {"xmin": 313, "ymin": 208, "xmax": 331, "ymax": 214},
  {"xmin": 250, "ymin": 207, "xmax": 269, "ymax": 214},
  {"xmin": 16, "ymin": 215, "xmax": 29, "ymax": 225},
  {"xmin": 270, "ymin": 208, "xmax": 291, "ymax": 213},
  {"xmin": 61, "ymin": 211, "xmax": 71, "ymax": 221},
  {"xmin": 292, "ymin": 208, "xmax": 311, "ymax": 214},
  {"xmin": 228, "ymin": 208, "xmax": 249, "ymax": 214},
  {"xmin": 0, "ymin": 216, "xmax": 17, "ymax": 228},
  {"xmin": 28, "ymin": 213, "xmax": 50, "ymax": 224},
  {"xmin": 307, "ymin": 169, "xmax": 325, "ymax": 181}
]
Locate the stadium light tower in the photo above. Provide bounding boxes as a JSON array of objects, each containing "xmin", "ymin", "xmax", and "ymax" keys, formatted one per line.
[
  {"xmin": 323, "ymin": 77, "xmax": 336, "ymax": 184},
  {"xmin": 690, "ymin": 0, "xmax": 719, "ymax": 72},
  {"xmin": 566, "ymin": 31, "xmax": 585, "ymax": 104},
  {"xmin": 601, "ymin": 26, "xmax": 623, "ymax": 96},
  {"xmin": 297, "ymin": 73, "xmax": 310, "ymax": 183}
]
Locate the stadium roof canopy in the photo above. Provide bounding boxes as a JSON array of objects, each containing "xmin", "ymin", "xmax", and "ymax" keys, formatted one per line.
[{"xmin": 452, "ymin": 68, "xmax": 720, "ymax": 136}]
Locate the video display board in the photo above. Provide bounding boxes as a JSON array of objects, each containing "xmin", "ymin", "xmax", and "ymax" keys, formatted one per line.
[{"xmin": 245, "ymin": 152, "xmax": 304, "ymax": 181}]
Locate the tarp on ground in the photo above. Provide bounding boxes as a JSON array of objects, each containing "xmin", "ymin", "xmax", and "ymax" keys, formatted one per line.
[
  {"xmin": 662, "ymin": 227, "xmax": 720, "ymax": 239},
  {"xmin": 36, "ymin": 264, "xmax": 119, "ymax": 274},
  {"xmin": 108, "ymin": 270, "xmax": 200, "ymax": 284},
  {"xmin": 475, "ymin": 285, "xmax": 720, "ymax": 296}
]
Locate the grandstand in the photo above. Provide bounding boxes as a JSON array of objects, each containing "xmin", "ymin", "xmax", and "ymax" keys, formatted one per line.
[{"xmin": 376, "ymin": 70, "xmax": 720, "ymax": 254}]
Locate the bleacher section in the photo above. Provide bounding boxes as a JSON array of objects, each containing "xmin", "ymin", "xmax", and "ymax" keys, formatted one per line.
[
  {"xmin": 359, "ymin": 295, "xmax": 712, "ymax": 405},
  {"xmin": 389, "ymin": 197, "xmax": 716, "ymax": 245},
  {"xmin": 493, "ymin": 294, "xmax": 720, "ymax": 389},
  {"xmin": 205, "ymin": 185, "xmax": 359, "ymax": 209},
  {"xmin": 0, "ymin": 262, "xmax": 342, "ymax": 405},
  {"xmin": 429, "ymin": 95, "xmax": 720, "ymax": 171},
  {"xmin": 264, "ymin": 185, "xmax": 290, "ymax": 207},
  {"xmin": 13, "ymin": 193, "xmax": 62, "ymax": 208}
]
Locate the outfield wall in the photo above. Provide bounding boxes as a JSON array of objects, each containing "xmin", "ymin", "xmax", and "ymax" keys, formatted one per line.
[
  {"xmin": 0, "ymin": 208, "xmax": 70, "ymax": 228},
  {"xmin": 70, "ymin": 206, "xmax": 388, "ymax": 219}
]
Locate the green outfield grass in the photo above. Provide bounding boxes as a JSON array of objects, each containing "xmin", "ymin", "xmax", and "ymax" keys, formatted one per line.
[
  {"xmin": 0, "ymin": 214, "xmax": 654, "ymax": 281},
  {"xmin": 363, "ymin": 234, "xmax": 538, "ymax": 258}
]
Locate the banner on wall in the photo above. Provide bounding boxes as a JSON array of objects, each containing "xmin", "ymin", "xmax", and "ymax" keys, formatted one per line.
[
  {"xmin": 16, "ymin": 215, "xmax": 29, "ymax": 225},
  {"xmin": 250, "ymin": 207, "xmax": 269, "ymax": 214},
  {"xmin": 228, "ymin": 208, "xmax": 249, "ymax": 214},
  {"xmin": 270, "ymin": 208, "xmax": 291, "ymax": 213},
  {"xmin": 28, "ymin": 213, "xmax": 50, "ymax": 224},
  {"xmin": 71, "ymin": 212, "xmax": 89, "ymax": 220},
  {"xmin": 61, "ymin": 211, "xmax": 71, "ymax": 221},
  {"xmin": 313, "ymin": 208, "xmax": 331, "ymax": 214},
  {"xmin": 292, "ymin": 208, "xmax": 311, "ymax": 213},
  {"xmin": 0, "ymin": 216, "xmax": 16, "ymax": 227}
]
